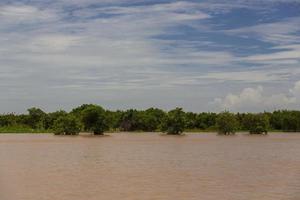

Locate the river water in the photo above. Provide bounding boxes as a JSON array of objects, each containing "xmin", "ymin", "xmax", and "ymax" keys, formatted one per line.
[{"xmin": 1, "ymin": 133, "xmax": 300, "ymax": 200}]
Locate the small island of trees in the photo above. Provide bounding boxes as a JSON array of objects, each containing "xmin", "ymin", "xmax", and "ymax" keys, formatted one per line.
[{"xmin": 0, "ymin": 104, "xmax": 300, "ymax": 135}]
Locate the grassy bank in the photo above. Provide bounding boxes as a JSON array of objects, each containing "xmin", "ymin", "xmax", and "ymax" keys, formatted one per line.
[{"xmin": 0, "ymin": 126, "xmax": 52, "ymax": 134}]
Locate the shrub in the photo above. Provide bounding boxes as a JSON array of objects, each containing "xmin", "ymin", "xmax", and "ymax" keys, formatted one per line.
[
  {"xmin": 53, "ymin": 115, "xmax": 81, "ymax": 135},
  {"xmin": 162, "ymin": 108, "xmax": 185, "ymax": 135},
  {"xmin": 216, "ymin": 111, "xmax": 238, "ymax": 135}
]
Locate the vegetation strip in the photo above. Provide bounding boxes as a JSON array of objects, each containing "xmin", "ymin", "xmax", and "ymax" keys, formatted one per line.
[{"xmin": 1, "ymin": 105, "xmax": 299, "ymax": 135}]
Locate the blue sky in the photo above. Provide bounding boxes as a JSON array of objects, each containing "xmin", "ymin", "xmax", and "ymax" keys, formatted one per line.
[{"xmin": 0, "ymin": 0, "xmax": 300, "ymax": 113}]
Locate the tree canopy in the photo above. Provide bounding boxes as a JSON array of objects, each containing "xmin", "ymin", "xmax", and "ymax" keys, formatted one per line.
[
  {"xmin": 1, "ymin": 105, "xmax": 300, "ymax": 135},
  {"xmin": 81, "ymin": 105, "xmax": 109, "ymax": 135},
  {"xmin": 53, "ymin": 114, "xmax": 81, "ymax": 135},
  {"xmin": 162, "ymin": 108, "xmax": 186, "ymax": 135},
  {"xmin": 242, "ymin": 114, "xmax": 269, "ymax": 134},
  {"xmin": 216, "ymin": 111, "xmax": 239, "ymax": 135}
]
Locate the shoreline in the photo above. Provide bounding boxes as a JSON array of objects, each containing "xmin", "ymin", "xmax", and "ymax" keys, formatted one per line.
[{"xmin": 0, "ymin": 131, "xmax": 299, "ymax": 135}]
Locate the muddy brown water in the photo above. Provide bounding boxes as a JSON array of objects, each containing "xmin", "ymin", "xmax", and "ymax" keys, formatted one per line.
[{"xmin": 1, "ymin": 133, "xmax": 300, "ymax": 200}]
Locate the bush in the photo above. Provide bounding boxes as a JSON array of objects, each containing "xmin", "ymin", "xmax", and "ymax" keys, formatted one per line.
[
  {"xmin": 81, "ymin": 105, "xmax": 109, "ymax": 135},
  {"xmin": 53, "ymin": 115, "xmax": 81, "ymax": 135},
  {"xmin": 245, "ymin": 114, "xmax": 269, "ymax": 135},
  {"xmin": 162, "ymin": 108, "xmax": 185, "ymax": 135},
  {"xmin": 216, "ymin": 111, "xmax": 238, "ymax": 135}
]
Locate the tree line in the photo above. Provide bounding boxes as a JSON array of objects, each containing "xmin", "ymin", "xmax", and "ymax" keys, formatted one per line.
[{"xmin": 0, "ymin": 104, "xmax": 300, "ymax": 135}]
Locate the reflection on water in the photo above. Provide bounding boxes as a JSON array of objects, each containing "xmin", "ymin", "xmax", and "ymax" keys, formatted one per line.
[{"xmin": 1, "ymin": 133, "xmax": 300, "ymax": 200}]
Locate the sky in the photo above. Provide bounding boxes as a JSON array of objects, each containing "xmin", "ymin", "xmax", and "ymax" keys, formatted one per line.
[{"xmin": 0, "ymin": 0, "xmax": 300, "ymax": 113}]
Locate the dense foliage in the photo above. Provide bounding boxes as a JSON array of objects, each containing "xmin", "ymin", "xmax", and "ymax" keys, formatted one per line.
[
  {"xmin": 162, "ymin": 108, "xmax": 186, "ymax": 135},
  {"xmin": 1, "ymin": 105, "xmax": 300, "ymax": 134},
  {"xmin": 81, "ymin": 105, "xmax": 108, "ymax": 135},
  {"xmin": 53, "ymin": 115, "xmax": 81, "ymax": 135},
  {"xmin": 216, "ymin": 111, "xmax": 238, "ymax": 135},
  {"xmin": 242, "ymin": 114, "xmax": 269, "ymax": 135}
]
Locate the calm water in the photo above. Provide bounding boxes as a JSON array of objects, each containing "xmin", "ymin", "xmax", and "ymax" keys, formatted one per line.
[{"xmin": 1, "ymin": 133, "xmax": 300, "ymax": 200}]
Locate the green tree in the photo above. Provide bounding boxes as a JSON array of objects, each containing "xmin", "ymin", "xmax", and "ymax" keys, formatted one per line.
[
  {"xmin": 270, "ymin": 110, "xmax": 300, "ymax": 132},
  {"xmin": 53, "ymin": 114, "xmax": 81, "ymax": 135},
  {"xmin": 27, "ymin": 107, "xmax": 46, "ymax": 129},
  {"xmin": 184, "ymin": 112, "xmax": 197, "ymax": 129},
  {"xmin": 120, "ymin": 109, "xmax": 141, "ymax": 131},
  {"xmin": 162, "ymin": 108, "xmax": 186, "ymax": 135},
  {"xmin": 140, "ymin": 108, "xmax": 166, "ymax": 131},
  {"xmin": 216, "ymin": 111, "xmax": 238, "ymax": 135},
  {"xmin": 82, "ymin": 105, "xmax": 108, "ymax": 135},
  {"xmin": 0, "ymin": 113, "xmax": 17, "ymax": 127},
  {"xmin": 71, "ymin": 104, "xmax": 95, "ymax": 116},
  {"xmin": 243, "ymin": 113, "xmax": 269, "ymax": 134},
  {"xmin": 196, "ymin": 112, "xmax": 217, "ymax": 130},
  {"xmin": 45, "ymin": 110, "xmax": 68, "ymax": 130},
  {"xmin": 105, "ymin": 110, "xmax": 123, "ymax": 131},
  {"xmin": 282, "ymin": 111, "xmax": 300, "ymax": 132}
]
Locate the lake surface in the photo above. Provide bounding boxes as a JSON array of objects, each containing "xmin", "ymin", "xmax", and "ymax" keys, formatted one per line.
[{"xmin": 1, "ymin": 133, "xmax": 300, "ymax": 200}]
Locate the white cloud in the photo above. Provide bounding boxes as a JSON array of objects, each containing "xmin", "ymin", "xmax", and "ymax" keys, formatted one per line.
[
  {"xmin": 212, "ymin": 81, "xmax": 300, "ymax": 112},
  {"xmin": 0, "ymin": 5, "xmax": 58, "ymax": 24}
]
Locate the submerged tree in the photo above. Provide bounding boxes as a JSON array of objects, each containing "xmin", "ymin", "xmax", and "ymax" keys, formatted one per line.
[
  {"xmin": 216, "ymin": 111, "xmax": 238, "ymax": 135},
  {"xmin": 243, "ymin": 113, "xmax": 269, "ymax": 135},
  {"xmin": 81, "ymin": 105, "xmax": 109, "ymax": 135},
  {"xmin": 162, "ymin": 108, "xmax": 186, "ymax": 135},
  {"xmin": 53, "ymin": 115, "xmax": 81, "ymax": 135}
]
